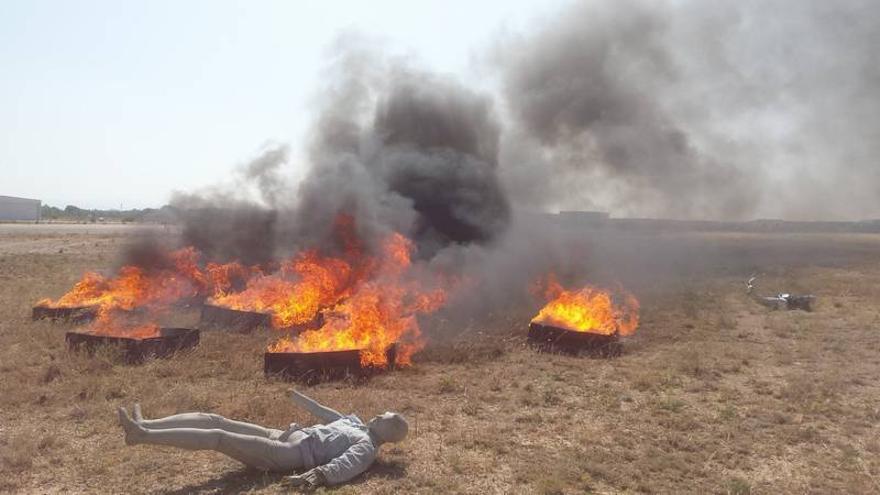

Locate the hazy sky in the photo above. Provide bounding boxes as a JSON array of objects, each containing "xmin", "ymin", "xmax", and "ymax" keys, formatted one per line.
[{"xmin": 1, "ymin": 0, "xmax": 563, "ymax": 209}]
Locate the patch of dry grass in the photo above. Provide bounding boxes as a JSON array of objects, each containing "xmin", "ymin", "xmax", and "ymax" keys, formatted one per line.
[{"xmin": 2, "ymin": 228, "xmax": 880, "ymax": 493}]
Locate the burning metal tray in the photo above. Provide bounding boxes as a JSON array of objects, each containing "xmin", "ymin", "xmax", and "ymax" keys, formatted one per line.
[
  {"xmin": 32, "ymin": 305, "xmax": 98, "ymax": 324},
  {"xmin": 65, "ymin": 327, "xmax": 200, "ymax": 363},
  {"xmin": 199, "ymin": 304, "xmax": 324, "ymax": 333},
  {"xmin": 264, "ymin": 345, "xmax": 397, "ymax": 383},
  {"xmin": 199, "ymin": 304, "xmax": 272, "ymax": 332},
  {"xmin": 528, "ymin": 322, "xmax": 622, "ymax": 356}
]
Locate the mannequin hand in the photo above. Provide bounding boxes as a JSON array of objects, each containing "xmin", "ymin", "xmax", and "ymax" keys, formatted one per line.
[
  {"xmin": 285, "ymin": 468, "xmax": 326, "ymax": 488},
  {"xmin": 276, "ymin": 422, "xmax": 301, "ymax": 442}
]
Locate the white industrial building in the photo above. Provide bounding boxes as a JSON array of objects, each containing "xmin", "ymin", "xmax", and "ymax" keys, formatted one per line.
[{"xmin": 0, "ymin": 195, "xmax": 41, "ymax": 221}]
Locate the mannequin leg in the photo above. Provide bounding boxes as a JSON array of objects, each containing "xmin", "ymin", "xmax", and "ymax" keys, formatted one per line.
[
  {"xmin": 139, "ymin": 427, "xmax": 303, "ymax": 471},
  {"xmin": 119, "ymin": 408, "xmax": 300, "ymax": 470},
  {"xmin": 139, "ymin": 412, "xmax": 281, "ymax": 438}
]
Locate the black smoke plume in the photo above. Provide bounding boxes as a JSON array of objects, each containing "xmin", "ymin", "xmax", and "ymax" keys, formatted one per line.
[
  {"xmin": 164, "ymin": 45, "xmax": 511, "ymax": 264},
  {"xmin": 168, "ymin": 144, "xmax": 288, "ymax": 265},
  {"xmin": 288, "ymin": 49, "xmax": 510, "ymax": 257}
]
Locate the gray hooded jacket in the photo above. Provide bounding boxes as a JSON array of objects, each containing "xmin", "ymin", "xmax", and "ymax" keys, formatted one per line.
[{"xmin": 297, "ymin": 414, "xmax": 378, "ymax": 484}]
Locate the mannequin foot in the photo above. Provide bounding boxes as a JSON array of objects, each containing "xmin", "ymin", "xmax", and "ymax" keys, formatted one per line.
[
  {"xmin": 132, "ymin": 403, "xmax": 144, "ymax": 423},
  {"xmin": 118, "ymin": 407, "xmax": 147, "ymax": 445}
]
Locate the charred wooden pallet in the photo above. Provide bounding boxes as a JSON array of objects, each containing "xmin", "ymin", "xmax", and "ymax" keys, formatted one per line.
[
  {"xmin": 32, "ymin": 305, "xmax": 99, "ymax": 325},
  {"xmin": 264, "ymin": 345, "xmax": 397, "ymax": 383},
  {"xmin": 527, "ymin": 322, "xmax": 622, "ymax": 356},
  {"xmin": 65, "ymin": 327, "xmax": 200, "ymax": 363}
]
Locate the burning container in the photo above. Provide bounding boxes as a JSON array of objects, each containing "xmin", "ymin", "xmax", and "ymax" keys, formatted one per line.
[
  {"xmin": 264, "ymin": 344, "xmax": 397, "ymax": 383},
  {"xmin": 529, "ymin": 275, "xmax": 639, "ymax": 356},
  {"xmin": 528, "ymin": 322, "xmax": 622, "ymax": 355},
  {"xmin": 66, "ymin": 327, "xmax": 200, "ymax": 363},
  {"xmin": 199, "ymin": 304, "xmax": 272, "ymax": 332},
  {"xmin": 199, "ymin": 304, "xmax": 325, "ymax": 333},
  {"xmin": 32, "ymin": 304, "xmax": 98, "ymax": 324}
]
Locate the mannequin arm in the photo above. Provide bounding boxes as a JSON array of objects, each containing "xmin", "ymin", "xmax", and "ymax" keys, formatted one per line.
[
  {"xmin": 290, "ymin": 389, "xmax": 342, "ymax": 423},
  {"xmin": 315, "ymin": 440, "xmax": 377, "ymax": 485}
]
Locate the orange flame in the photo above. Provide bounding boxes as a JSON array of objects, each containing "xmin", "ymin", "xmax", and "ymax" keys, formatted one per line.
[
  {"xmin": 204, "ymin": 261, "xmax": 257, "ymax": 297},
  {"xmin": 532, "ymin": 274, "xmax": 639, "ymax": 336},
  {"xmin": 87, "ymin": 314, "xmax": 161, "ymax": 340},
  {"xmin": 268, "ymin": 231, "xmax": 447, "ymax": 367},
  {"xmin": 37, "ymin": 216, "xmax": 448, "ymax": 355},
  {"xmin": 36, "ymin": 247, "xmax": 226, "ymax": 312},
  {"xmin": 210, "ymin": 250, "xmax": 355, "ymax": 328},
  {"xmin": 36, "ymin": 247, "xmax": 247, "ymax": 338}
]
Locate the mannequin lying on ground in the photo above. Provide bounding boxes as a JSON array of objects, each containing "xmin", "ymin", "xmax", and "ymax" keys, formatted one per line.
[{"xmin": 116, "ymin": 389, "xmax": 408, "ymax": 488}]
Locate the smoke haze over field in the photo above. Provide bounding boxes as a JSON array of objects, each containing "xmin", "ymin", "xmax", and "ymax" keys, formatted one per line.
[
  {"xmin": 166, "ymin": 0, "xmax": 880, "ymax": 267},
  {"xmin": 497, "ymin": 0, "xmax": 880, "ymax": 221}
]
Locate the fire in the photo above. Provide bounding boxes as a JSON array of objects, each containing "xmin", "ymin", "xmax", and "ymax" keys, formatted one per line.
[
  {"xmin": 37, "ymin": 247, "xmax": 217, "ymax": 312},
  {"xmin": 205, "ymin": 261, "xmax": 261, "ymax": 297},
  {"xmin": 207, "ymin": 215, "xmax": 374, "ymax": 328},
  {"xmin": 210, "ymin": 251, "xmax": 355, "ymax": 328},
  {"xmin": 35, "ymin": 247, "xmax": 252, "ymax": 313},
  {"xmin": 532, "ymin": 274, "xmax": 639, "ymax": 335},
  {"xmin": 87, "ymin": 317, "xmax": 161, "ymax": 340},
  {"xmin": 268, "ymin": 231, "xmax": 447, "ymax": 367},
  {"xmin": 36, "ymin": 247, "xmax": 246, "ymax": 339},
  {"xmin": 38, "ymin": 215, "xmax": 448, "ymax": 360}
]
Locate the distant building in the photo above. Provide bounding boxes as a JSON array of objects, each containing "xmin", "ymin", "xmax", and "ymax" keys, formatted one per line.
[
  {"xmin": 558, "ymin": 210, "xmax": 610, "ymax": 228},
  {"xmin": 558, "ymin": 210, "xmax": 610, "ymax": 221},
  {"xmin": 0, "ymin": 195, "xmax": 42, "ymax": 221}
]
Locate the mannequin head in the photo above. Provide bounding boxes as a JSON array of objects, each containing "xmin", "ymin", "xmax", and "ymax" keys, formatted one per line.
[{"xmin": 367, "ymin": 412, "xmax": 408, "ymax": 443}]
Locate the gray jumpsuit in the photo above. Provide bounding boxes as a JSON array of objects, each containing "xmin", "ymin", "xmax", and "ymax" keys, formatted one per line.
[{"xmin": 135, "ymin": 412, "xmax": 378, "ymax": 484}]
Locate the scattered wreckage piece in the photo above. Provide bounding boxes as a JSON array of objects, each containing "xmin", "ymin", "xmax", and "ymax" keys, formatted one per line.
[{"xmin": 747, "ymin": 276, "xmax": 815, "ymax": 311}]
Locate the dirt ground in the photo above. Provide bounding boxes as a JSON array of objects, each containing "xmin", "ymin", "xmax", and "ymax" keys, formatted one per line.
[{"xmin": 2, "ymin": 224, "xmax": 880, "ymax": 494}]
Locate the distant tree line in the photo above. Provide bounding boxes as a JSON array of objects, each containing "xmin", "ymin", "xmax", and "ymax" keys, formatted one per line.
[{"xmin": 40, "ymin": 204, "xmax": 178, "ymax": 223}]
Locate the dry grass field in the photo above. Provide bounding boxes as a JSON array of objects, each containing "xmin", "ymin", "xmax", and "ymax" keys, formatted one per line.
[{"xmin": 2, "ymin": 224, "xmax": 880, "ymax": 494}]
